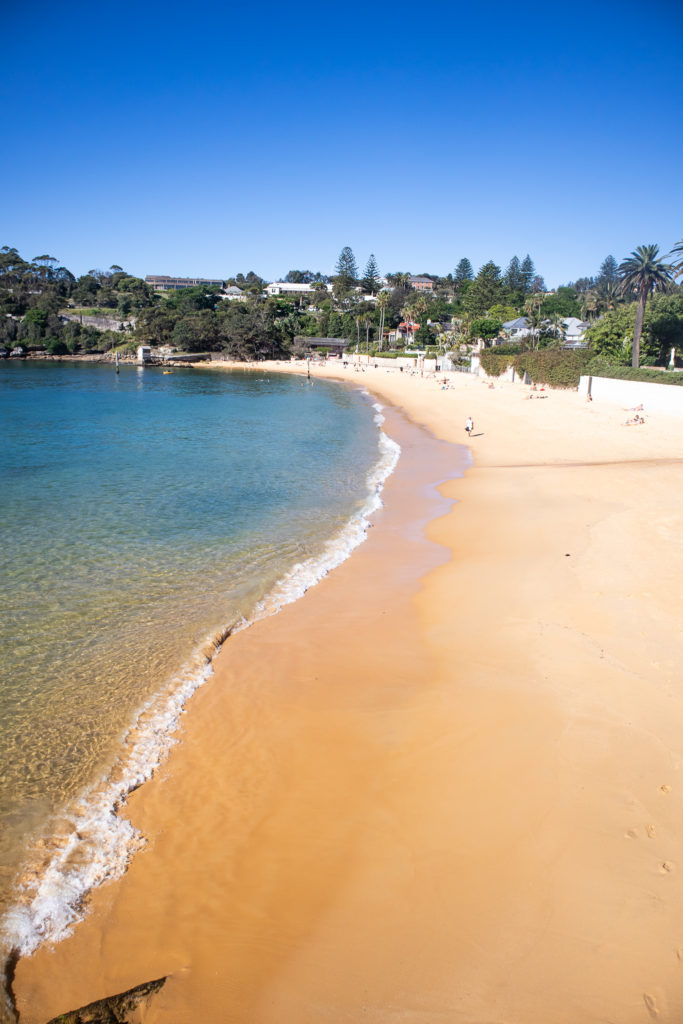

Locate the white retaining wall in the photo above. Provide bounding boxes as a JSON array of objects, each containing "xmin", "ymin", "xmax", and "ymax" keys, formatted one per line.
[
  {"xmin": 579, "ymin": 375, "xmax": 683, "ymax": 417},
  {"xmin": 347, "ymin": 354, "xmax": 438, "ymax": 373}
]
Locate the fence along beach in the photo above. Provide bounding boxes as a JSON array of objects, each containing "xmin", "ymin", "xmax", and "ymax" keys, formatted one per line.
[{"xmin": 14, "ymin": 363, "xmax": 683, "ymax": 1024}]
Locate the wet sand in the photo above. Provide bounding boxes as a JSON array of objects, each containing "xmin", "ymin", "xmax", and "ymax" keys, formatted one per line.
[{"xmin": 14, "ymin": 365, "xmax": 683, "ymax": 1023}]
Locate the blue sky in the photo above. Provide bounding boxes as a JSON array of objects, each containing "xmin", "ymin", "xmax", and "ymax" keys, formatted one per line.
[{"xmin": 2, "ymin": 0, "xmax": 682, "ymax": 288}]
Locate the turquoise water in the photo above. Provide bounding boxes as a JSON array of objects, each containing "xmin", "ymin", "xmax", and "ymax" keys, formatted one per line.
[{"xmin": 0, "ymin": 360, "xmax": 393, "ymax": 957}]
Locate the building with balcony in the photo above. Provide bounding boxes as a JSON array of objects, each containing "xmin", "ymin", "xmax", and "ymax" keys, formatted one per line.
[{"xmin": 146, "ymin": 275, "xmax": 225, "ymax": 291}]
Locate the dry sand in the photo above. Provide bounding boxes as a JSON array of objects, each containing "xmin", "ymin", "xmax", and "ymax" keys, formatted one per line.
[{"xmin": 14, "ymin": 363, "xmax": 683, "ymax": 1023}]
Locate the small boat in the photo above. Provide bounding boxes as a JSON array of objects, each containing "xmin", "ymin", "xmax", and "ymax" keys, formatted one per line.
[{"xmin": 162, "ymin": 370, "xmax": 174, "ymax": 375}]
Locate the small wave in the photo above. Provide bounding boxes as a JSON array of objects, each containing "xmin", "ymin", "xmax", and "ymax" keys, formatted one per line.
[{"xmin": 0, "ymin": 404, "xmax": 400, "ymax": 963}]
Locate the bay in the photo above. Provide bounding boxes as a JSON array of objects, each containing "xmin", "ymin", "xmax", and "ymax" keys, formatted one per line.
[{"xmin": 0, "ymin": 360, "xmax": 392, "ymax": 956}]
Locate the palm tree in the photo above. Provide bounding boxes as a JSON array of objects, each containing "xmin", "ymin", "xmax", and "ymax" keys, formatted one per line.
[
  {"xmin": 600, "ymin": 279, "xmax": 619, "ymax": 311},
  {"xmin": 580, "ymin": 289, "xmax": 599, "ymax": 321},
  {"xmin": 618, "ymin": 245, "xmax": 676, "ymax": 367},
  {"xmin": 526, "ymin": 310, "xmax": 543, "ymax": 350},
  {"xmin": 401, "ymin": 303, "xmax": 418, "ymax": 346},
  {"xmin": 376, "ymin": 291, "xmax": 389, "ymax": 351},
  {"xmin": 668, "ymin": 239, "xmax": 683, "ymax": 278}
]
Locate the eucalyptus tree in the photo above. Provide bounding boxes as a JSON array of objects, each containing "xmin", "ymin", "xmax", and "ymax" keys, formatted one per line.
[{"xmin": 618, "ymin": 244, "xmax": 676, "ymax": 367}]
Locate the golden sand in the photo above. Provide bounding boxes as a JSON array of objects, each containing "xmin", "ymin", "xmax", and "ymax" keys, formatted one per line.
[{"xmin": 14, "ymin": 363, "xmax": 683, "ymax": 1023}]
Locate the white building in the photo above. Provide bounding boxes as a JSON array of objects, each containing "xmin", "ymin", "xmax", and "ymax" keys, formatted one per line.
[
  {"xmin": 265, "ymin": 282, "xmax": 332, "ymax": 297},
  {"xmin": 221, "ymin": 286, "xmax": 247, "ymax": 302},
  {"xmin": 562, "ymin": 317, "xmax": 590, "ymax": 345},
  {"xmin": 502, "ymin": 317, "xmax": 532, "ymax": 340}
]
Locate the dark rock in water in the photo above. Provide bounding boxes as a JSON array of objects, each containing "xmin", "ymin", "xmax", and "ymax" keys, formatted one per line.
[{"xmin": 45, "ymin": 976, "xmax": 167, "ymax": 1023}]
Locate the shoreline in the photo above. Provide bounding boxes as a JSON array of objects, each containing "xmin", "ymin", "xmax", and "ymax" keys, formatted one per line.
[
  {"xmin": 14, "ymin": 364, "xmax": 683, "ymax": 1023},
  {"xmin": 0, "ymin": 374, "xmax": 397, "ymax": 963}
]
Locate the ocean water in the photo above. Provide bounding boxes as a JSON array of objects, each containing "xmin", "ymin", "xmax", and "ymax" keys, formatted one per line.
[{"xmin": 0, "ymin": 361, "xmax": 397, "ymax": 965}]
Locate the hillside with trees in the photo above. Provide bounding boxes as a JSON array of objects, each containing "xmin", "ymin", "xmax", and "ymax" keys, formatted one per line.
[{"xmin": 1, "ymin": 240, "xmax": 681, "ymax": 369}]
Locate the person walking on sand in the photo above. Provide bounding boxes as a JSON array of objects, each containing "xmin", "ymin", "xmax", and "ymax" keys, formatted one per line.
[{"xmin": 465, "ymin": 416, "xmax": 474, "ymax": 438}]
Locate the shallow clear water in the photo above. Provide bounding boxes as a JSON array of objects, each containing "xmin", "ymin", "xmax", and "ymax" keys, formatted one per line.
[{"xmin": 0, "ymin": 361, "xmax": 387, "ymax": 942}]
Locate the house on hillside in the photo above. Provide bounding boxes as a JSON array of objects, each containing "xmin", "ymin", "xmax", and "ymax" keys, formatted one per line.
[
  {"xmin": 408, "ymin": 276, "xmax": 434, "ymax": 292},
  {"xmin": 562, "ymin": 317, "xmax": 590, "ymax": 346},
  {"xmin": 222, "ymin": 286, "xmax": 247, "ymax": 302},
  {"xmin": 502, "ymin": 317, "xmax": 532, "ymax": 340},
  {"xmin": 387, "ymin": 321, "xmax": 420, "ymax": 345},
  {"xmin": 265, "ymin": 282, "xmax": 332, "ymax": 297}
]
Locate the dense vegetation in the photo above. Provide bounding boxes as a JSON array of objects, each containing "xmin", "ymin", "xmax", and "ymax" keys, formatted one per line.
[
  {"xmin": 480, "ymin": 348, "xmax": 595, "ymax": 388},
  {"xmin": 1, "ymin": 241, "xmax": 681, "ymax": 373}
]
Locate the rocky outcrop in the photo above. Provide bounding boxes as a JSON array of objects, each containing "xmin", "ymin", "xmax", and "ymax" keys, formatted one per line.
[
  {"xmin": 59, "ymin": 313, "xmax": 136, "ymax": 333},
  {"xmin": 45, "ymin": 976, "xmax": 167, "ymax": 1023}
]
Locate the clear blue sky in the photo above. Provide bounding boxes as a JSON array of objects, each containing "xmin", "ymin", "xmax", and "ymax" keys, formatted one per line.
[{"xmin": 2, "ymin": 0, "xmax": 682, "ymax": 288}]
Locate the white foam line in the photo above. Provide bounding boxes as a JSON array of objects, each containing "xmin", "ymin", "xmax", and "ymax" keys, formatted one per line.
[{"xmin": 1, "ymin": 401, "xmax": 401, "ymax": 961}]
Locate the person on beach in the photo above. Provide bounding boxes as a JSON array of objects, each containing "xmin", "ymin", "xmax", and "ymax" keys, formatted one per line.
[{"xmin": 465, "ymin": 416, "xmax": 474, "ymax": 437}]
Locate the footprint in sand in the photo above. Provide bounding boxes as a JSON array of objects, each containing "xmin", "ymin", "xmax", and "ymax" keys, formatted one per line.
[
  {"xmin": 660, "ymin": 861, "xmax": 674, "ymax": 874},
  {"xmin": 659, "ymin": 784, "xmax": 672, "ymax": 794},
  {"xmin": 647, "ymin": 824, "xmax": 657, "ymax": 838},
  {"xmin": 644, "ymin": 992, "xmax": 659, "ymax": 1018}
]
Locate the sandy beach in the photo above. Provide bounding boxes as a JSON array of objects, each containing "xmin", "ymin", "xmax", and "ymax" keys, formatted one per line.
[{"xmin": 13, "ymin": 362, "xmax": 683, "ymax": 1024}]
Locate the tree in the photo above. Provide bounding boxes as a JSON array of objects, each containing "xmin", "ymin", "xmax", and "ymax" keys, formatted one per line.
[
  {"xmin": 415, "ymin": 320, "xmax": 435, "ymax": 347},
  {"xmin": 387, "ymin": 271, "xmax": 410, "ymax": 289},
  {"xmin": 668, "ymin": 239, "xmax": 683, "ymax": 278},
  {"xmin": 598, "ymin": 255, "xmax": 619, "ymax": 285},
  {"xmin": 454, "ymin": 258, "xmax": 474, "ymax": 283},
  {"xmin": 645, "ymin": 292, "xmax": 683, "ymax": 364},
  {"xmin": 504, "ymin": 256, "xmax": 525, "ymax": 294},
  {"xmin": 470, "ymin": 316, "xmax": 503, "ymax": 342},
  {"xmin": 618, "ymin": 244, "xmax": 675, "ymax": 367},
  {"xmin": 584, "ymin": 305, "xmax": 637, "ymax": 362},
  {"xmin": 362, "ymin": 254, "xmax": 380, "ymax": 295},
  {"xmin": 540, "ymin": 287, "xmax": 580, "ymax": 319},
  {"xmin": 334, "ymin": 246, "xmax": 358, "ymax": 295},
  {"xmin": 376, "ymin": 290, "xmax": 389, "ymax": 350},
  {"xmin": 463, "ymin": 261, "xmax": 504, "ymax": 315},
  {"xmin": 284, "ymin": 269, "xmax": 320, "ymax": 284},
  {"xmin": 520, "ymin": 254, "xmax": 535, "ymax": 293}
]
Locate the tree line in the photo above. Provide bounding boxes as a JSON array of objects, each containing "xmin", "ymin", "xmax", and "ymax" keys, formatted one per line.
[{"xmin": 2, "ymin": 240, "xmax": 681, "ymax": 367}]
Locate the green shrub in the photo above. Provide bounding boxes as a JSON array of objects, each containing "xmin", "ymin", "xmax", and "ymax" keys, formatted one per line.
[
  {"xmin": 488, "ymin": 343, "xmax": 526, "ymax": 356},
  {"xmin": 480, "ymin": 347, "xmax": 594, "ymax": 388},
  {"xmin": 46, "ymin": 337, "xmax": 69, "ymax": 355},
  {"xmin": 515, "ymin": 348, "xmax": 594, "ymax": 388},
  {"xmin": 479, "ymin": 351, "xmax": 513, "ymax": 377},
  {"xmin": 367, "ymin": 351, "xmax": 417, "ymax": 360}
]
